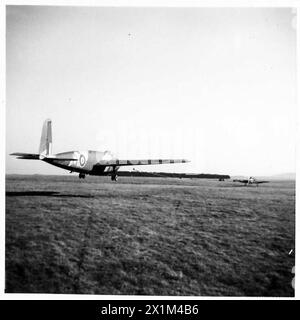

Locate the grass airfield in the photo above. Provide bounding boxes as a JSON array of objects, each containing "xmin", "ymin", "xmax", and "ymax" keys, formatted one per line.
[{"xmin": 5, "ymin": 174, "xmax": 295, "ymax": 296}]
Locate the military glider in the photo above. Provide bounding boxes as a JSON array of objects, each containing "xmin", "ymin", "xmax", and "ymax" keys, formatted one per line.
[
  {"xmin": 233, "ymin": 177, "xmax": 269, "ymax": 186},
  {"xmin": 10, "ymin": 119, "xmax": 189, "ymax": 181}
]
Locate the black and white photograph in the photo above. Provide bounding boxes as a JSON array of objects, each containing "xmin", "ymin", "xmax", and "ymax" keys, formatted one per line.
[{"xmin": 4, "ymin": 3, "xmax": 296, "ymax": 297}]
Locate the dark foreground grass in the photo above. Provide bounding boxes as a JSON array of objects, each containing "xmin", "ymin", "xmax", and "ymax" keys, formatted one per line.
[{"xmin": 5, "ymin": 175, "xmax": 295, "ymax": 296}]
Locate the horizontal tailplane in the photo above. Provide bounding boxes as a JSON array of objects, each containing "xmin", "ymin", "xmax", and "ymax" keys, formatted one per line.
[{"xmin": 10, "ymin": 153, "xmax": 40, "ymax": 160}]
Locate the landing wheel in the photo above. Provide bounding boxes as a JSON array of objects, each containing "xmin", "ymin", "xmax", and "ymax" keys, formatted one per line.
[
  {"xmin": 111, "ymin": 167, "xmax": 118, "ymax": 181},
  {"xmin": 111, "ymin": 173, "xmax": 118, "ymax": 181},
  {"xmin": 79, "ymin": 173, "xmax": 86, "ymax": 179}
]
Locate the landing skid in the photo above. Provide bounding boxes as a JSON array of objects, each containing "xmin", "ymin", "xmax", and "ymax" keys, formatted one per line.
[{"xmin": 79, "ymin": 173, "xmax": 86, "ymax": 179}]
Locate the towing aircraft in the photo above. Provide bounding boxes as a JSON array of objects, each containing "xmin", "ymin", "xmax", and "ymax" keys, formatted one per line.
[
  {"xmin": 233, "ymin": 177, "xmax": 269, "ymax": 186},
  {"xmin": 10, "ymin": 119, "xmax": 189, "ymax": 181}
]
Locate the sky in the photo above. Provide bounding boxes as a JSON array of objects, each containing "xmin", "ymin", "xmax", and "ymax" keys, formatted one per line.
[{"xmin": 6, "ymin": 6, "xmax": 297, "ymax": 176}]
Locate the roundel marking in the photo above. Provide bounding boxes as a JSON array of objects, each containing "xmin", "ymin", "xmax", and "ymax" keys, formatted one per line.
[{"xmin": 79, "ymin": 154, "xmax": 86, "ymax": 167}]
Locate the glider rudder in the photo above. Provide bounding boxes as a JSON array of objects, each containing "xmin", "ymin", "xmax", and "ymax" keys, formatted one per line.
[{"xmin": 39, "ymin": 119, "xmax": 52, "ymax": 156}]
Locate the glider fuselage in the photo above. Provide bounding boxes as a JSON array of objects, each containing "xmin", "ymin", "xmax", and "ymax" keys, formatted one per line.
[{"xmin": 44, "ymin": 150, "xmax": 118, "ymax": 175}]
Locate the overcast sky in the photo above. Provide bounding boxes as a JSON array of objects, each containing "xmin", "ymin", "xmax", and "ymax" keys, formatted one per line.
[{"xmin": 6, "ymin": 6, "xmax": 297, "ymax": 176}]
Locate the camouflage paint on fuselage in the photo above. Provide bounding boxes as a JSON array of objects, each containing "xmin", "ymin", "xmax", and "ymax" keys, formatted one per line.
[{"xmin": 44, "ymin": 150, "xmax": 119, "ymax": 176}]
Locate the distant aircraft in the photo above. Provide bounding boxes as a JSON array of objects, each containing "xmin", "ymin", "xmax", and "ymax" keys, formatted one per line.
[
  {"xmin": 10, "ymin": 119, "xmax": 189, "ymax": 181},
  {"xmin": 233, "ymin": 177, "xmax": 269, "ymax": 186}
]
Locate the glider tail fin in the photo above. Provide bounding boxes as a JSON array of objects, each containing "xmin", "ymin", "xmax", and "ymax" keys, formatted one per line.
[{"xmin": 39, "ymin": 119, "xmax": 52, "ymax": 156}]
